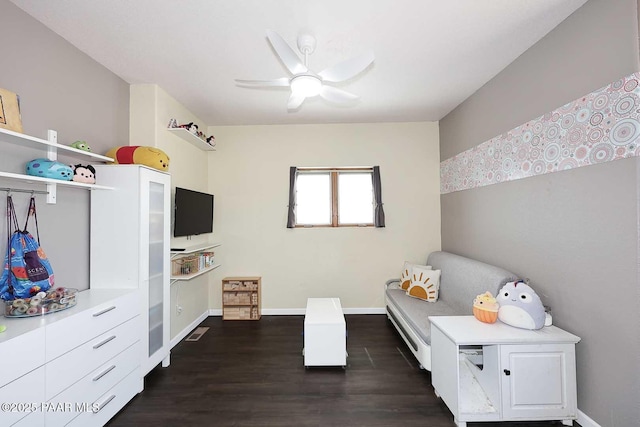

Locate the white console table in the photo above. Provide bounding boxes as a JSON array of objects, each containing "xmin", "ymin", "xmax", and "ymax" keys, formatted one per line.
[
  {"xmin": 303, "ymin": 298, "xmax": 347, "ymax": 367},
  {"xmin": 429, "ymin": 316, "xmax": 580, "ymax": 427}
]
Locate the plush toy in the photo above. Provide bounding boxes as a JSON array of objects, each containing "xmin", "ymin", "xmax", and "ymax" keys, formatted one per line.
[
  {"xmin": 178, "ymin": 122, "xmax": 198, "ymax": 134},
  {"xmin": 70, "ymin": 140, "xmax": 91, "ymax": 151},
  {"xmin": 206, "ymin": 135, "xmax": 216, "ymax": 147},
  {"xmin": 497, "ymin": 280, "xmax": 546, "ymax": 330},
  {"xmin": 105, "ymin": 146, "xmax": 170, "ymax": 171},
  {"xmin": 71, "ymin": 164, "xmax": 96, "ymax": 184},
  {"xmin": 472, "ymin": 291, "xmax": 499, "ymax": 324},
  {"xmin": 26, "ymin": 159, "xmax": 73, "ymax": 181}
]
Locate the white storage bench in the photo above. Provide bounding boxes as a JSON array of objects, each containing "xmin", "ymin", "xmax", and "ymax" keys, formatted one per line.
[{"xmin": 303, "ymin": 298, "xmax": 347, "ymax": 367}]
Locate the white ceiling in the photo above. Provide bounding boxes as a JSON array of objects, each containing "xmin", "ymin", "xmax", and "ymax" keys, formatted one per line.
[{"xmin": 11, "ymin": 0, "xmax": 587, "ymax": 126}]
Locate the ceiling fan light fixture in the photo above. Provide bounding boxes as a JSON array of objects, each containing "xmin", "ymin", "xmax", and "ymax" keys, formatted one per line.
[{"xmin": 290, "ymin": 75, "xmax": 322, "ymax": 97}]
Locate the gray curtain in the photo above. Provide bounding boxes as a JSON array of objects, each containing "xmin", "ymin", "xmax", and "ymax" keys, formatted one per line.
[
  {"xmin": 372, "ymin": 166, "xmax": 385, "ymax": 227},
  {"xmin": 286, "ymin": 166, "xmax": 297, "ymax": 228}
]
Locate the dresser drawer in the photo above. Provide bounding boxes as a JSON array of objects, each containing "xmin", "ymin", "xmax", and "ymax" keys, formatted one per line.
[
  {"xmin": 45, "ymin": 315, "xmax": 140, "ymax": 400},
  {"xmin": 45, "ymin": 342, "xmax": 140, "ymax": 427},
  {"xmin": 10, "ymin": 408, "xmax": 44, "ymax": 427},
  {"xmin": 66, "ymin": 367, "xmax": 141, "ymax": 427},
  {"xmin": 0, "ymin": 367, "xmax": 45, "ymax": 427},
  {"xmin": 46, "ymin": 291, "xmax": 139, "ymax": 361},
  {"xmin": 0, "ymin": 328, "xmax": 45, "ymax": 388}
]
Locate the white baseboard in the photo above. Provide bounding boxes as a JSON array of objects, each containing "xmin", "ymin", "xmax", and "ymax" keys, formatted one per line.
[
  {"xmin": 208, "ymin": 307, "xmax": 387, "ymax": 316},
  {"xmin": 577, "ymin": 410, "xmax": 601, "ymax": 427},
  {"xmin": 170, "ymin": 310, "xmax": 209, "ymax": 349}
]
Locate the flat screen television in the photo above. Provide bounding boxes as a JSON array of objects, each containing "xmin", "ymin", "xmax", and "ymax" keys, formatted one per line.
[{"xmin": 173, "ymin": 187, "xmax": 214, "ymax": 237}]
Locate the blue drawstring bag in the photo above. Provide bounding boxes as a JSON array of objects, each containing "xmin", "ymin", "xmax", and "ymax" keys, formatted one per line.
[{"xmin": 0, "ymin": 195, "xmax": 54, "ymax": 300}]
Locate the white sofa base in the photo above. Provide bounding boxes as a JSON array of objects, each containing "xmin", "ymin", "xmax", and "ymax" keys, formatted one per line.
[{"xmin": 386, "ymin": 296, "xmax": 432, "ymax": 371}]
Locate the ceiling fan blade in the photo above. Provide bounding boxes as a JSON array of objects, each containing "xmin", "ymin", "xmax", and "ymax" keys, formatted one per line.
[
  {"xmin": 266, "ymin": 30, "xmax": 308, "ymax": 75},
  {"xmin": 235, "ymin": 78, "xmax": 290, "ymax": 87},
  {"xmin": 319, "ymin": 85, "xmax": 360, "ymax": 104},
  {"xmin": 287, "ymin": 93, "xmax": 306, "ymax": 110},
  {"xmin": 318, "ymin": 50, "xmax": 374, "ymax": 83}
]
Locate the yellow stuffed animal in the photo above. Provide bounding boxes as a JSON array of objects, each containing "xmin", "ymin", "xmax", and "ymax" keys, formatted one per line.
[{"xmin": 105, "ymin": 146, "xmax": 169, "ymax": 171}]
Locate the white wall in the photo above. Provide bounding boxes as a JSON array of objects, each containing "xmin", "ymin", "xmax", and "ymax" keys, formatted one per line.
[
  {"xmin": 207, "ymin": 122, "xmax": 441, "ymax": 311},
  {"xmin": 130, "ymin": 84, "xmax": 212, "ymax": 339}
]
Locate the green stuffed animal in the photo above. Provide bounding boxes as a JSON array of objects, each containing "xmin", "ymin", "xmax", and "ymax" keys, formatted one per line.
[{"xmin": 71, "ymin": 140, "xmax": 91, "ymax": 152}]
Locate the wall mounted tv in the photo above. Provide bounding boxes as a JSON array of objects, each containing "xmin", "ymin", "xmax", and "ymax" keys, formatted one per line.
[{"xmin": 173, "ymin": 187, "xmax": 214, "ymax": 237}]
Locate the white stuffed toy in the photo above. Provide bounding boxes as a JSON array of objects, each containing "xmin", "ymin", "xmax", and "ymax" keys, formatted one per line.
[{"xmin": 497, "ymin": 280, "xmax": 546, "ymax": 330}]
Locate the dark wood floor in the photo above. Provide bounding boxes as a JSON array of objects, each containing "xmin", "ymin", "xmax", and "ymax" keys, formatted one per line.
[{"xmin": 108, "ymin": 315, "xmax": 576, "ymax": 427}]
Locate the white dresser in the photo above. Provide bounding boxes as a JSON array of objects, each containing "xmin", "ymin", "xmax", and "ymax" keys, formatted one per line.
[{"xmin": 0, "ymin": 289, "xmax": 142, "ymax": 427}]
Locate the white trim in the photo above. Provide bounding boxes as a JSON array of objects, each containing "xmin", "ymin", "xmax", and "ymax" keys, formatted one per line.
[
  {"xmin": 261, "ymin": 308, "xmax": 305, "ymax": 315},
  {"xmin": 577, "ymin": 409, "xmax": 601, "ymax": 427},
  {"xmin": 344, "ymin": 307, "xmax": 386, "ymax": 314},
  {"xmin": 207, "ymin": 308, "xmax": 386, "ymax": 316},
  {"xmin": 170, "ymin": 310, "xmax": 209, "ymax": 349}
]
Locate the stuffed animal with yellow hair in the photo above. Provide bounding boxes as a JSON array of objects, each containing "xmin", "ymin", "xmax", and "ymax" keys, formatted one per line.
[{"xmin": 105, "ymin": 146, "xmax": 169, "ymax": 171}]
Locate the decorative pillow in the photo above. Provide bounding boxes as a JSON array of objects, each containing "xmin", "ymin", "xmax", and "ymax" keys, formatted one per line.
[
  {"xmin": 407, "ymin": 267, "xmax": 441, "ymax": 302},
  {"xmin": 400, "ymin": 262, "xmax": 431, "ymax": 291}
]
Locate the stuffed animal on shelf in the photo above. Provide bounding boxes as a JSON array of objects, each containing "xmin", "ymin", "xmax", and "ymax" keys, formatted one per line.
[
  {"xmin": 26, "ymin": 159, "xmax": 73, "ymax": 181},
  {"xmin": 70, "ymin": 140, "xmax": 91, "ymax": 151},
  {"xmin": 206, "ymin": 135, "xmax": 216, "ymax": 147},
  {"xmin": 178, "ymin": 122, "xmax": 198, "ymax": 134},
  {"xmin": 497, "ymin": 280, "xmax": 546, "ymax": 330},
  {"xmin": 105, "ymin": 146, "xmax": 170, "ymax": 171},
  {"xmin": 71, "ymin": 164, "xmax": 96, "ymax": 184}
]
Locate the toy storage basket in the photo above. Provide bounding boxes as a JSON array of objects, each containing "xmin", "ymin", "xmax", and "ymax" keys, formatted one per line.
[
  {"xmin": 4, "ymin": 287, "xmax": 78, "ymax": 318},
  {"xmin": 172, "ymin": 255, "xmax": 200, "ymax": 276}
]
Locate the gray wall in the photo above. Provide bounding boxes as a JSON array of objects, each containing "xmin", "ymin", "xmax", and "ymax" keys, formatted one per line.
[
  {"xmin": 0, "ymin": 0, "xmax": 129, "ymax": 291},
  {"xmin": 440, "ymin": 0, "xmax": 639, "ymax": 425}
]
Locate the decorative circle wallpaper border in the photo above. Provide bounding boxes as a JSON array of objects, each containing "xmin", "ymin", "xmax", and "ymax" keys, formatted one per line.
[{"xmin": 440, "ymin": 72, "xmax": 640, "ymax": 194}]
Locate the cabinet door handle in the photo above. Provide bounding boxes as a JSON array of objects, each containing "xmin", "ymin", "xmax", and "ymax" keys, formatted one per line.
[
  {"xmin": 503, "ymin": 369, "xmax": 511, "ymax": 376},
  {"xmin": 93, "ymin": 306, "xmax": 116, "ymax": 317},
  {"xmin": 93, "ymin": 335, "xmax": 116, "ymax": 349},
  {"xmin": 93, "ymin": 365, "xmax": 116, "ymax": 382},
  {"xmin": 94, "ymin": 394, "xmax": 116, "ymax": 413}
]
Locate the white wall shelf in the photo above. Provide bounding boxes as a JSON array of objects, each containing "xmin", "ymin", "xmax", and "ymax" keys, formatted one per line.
[
  {"xmin": 0, "ymin": 128, "xmax": 114, "ymax": 162},
  {"xmin": 170, "ymin": 242, "xmax": 221, "ymax": 258},
  {"xmin": 0, "ymin": 128, "xmax": 114, "ymax": 204},
  {"xmin": 171, "ymin": 263, "xmax": 221, "ymax": 284},
  {"xmin": 167, "ymin": 128, "xmax": 216, "ymax": 151},
  {"xmin": 170, "ymin": 242, "xmax": 221, "ymax": 284},
  {"xmin": 0, "ymin": 171, "xmax": 114, "ymax": 190}
]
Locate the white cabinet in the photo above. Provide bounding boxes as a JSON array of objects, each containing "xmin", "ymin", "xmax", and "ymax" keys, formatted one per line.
[
  {"xmin": 430, "ymin": 316, "xmax": 580, "ymax": 427},
  {"xmin": 0, "ymin": 289, "xmax": 142, "ymax": 427},
  {"xmin": 90, "ymin": 165, "xmax": 171, "ymax": 376}
]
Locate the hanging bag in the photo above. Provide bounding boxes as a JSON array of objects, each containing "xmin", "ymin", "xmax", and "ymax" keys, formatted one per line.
[{"xmin": 0, "ymin": 195, "xmax": 54, "ymax": 300}]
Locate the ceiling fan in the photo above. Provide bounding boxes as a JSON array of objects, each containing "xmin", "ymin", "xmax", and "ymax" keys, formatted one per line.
[{"xmin": 235, "ymin": 30, "xmax": 375, "ymax": 110}]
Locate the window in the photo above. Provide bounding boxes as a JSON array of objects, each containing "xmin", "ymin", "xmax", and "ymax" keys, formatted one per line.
[{"xmin": 295, "ymin": 167, "xmax": 374, "ymax": 227}]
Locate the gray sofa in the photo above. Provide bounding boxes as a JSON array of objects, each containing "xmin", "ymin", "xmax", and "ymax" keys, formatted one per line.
[{"xmin": 385, "ymin": 251, "xmax": 516, "ymax": 370}]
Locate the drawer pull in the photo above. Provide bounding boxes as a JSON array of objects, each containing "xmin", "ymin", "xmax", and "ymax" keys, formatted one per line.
[
  {"xmin": 92, "ymin": 365, "xmax": 116, "ymax": 382},
  {"xmin": 93, "ymin": 335, "xmax": 116, "ymax": 349},
  {"xmin": 92, "ymin": 306, "xmax": 116, "ymax": 317},
  {"xmin": 94, "ymin": 394, "xmax": 116, "ymax": 413}
]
